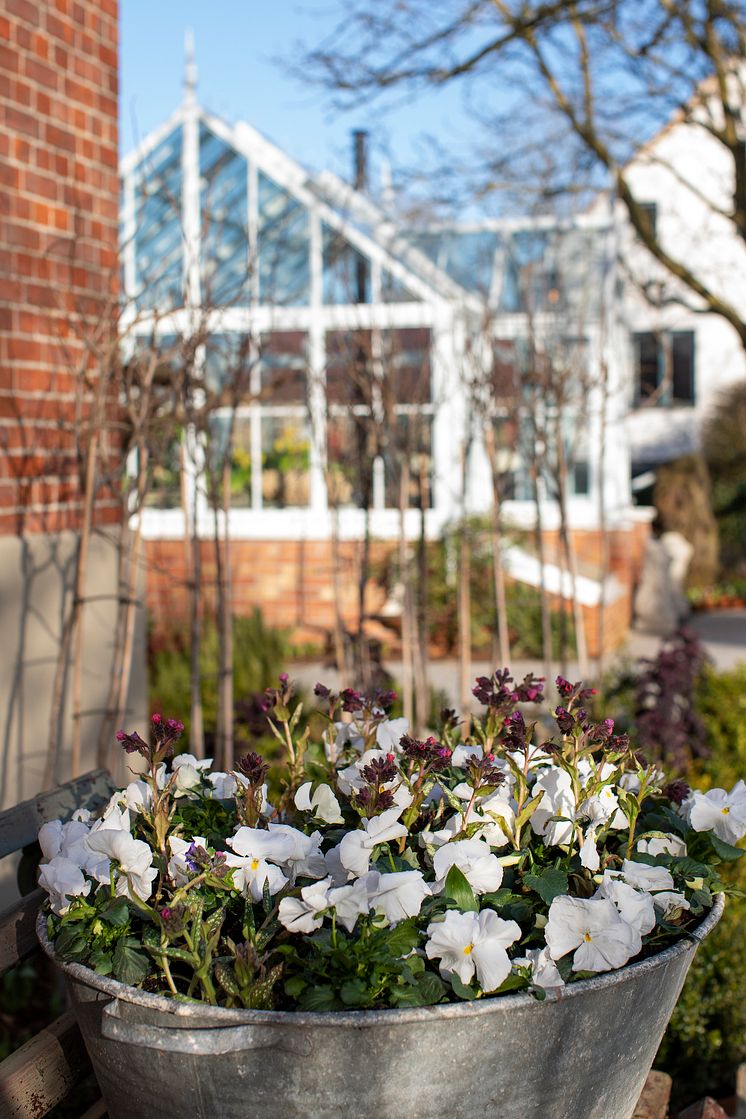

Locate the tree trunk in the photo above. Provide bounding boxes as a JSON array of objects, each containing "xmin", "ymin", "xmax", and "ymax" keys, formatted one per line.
[
  {"xmin": 532, "ymin": 455, "xmax": 554, "ymax": 690},
  {"xmin": 413, "ymin": 459, "xmax": 429, "ymax": 732},
  {"xmin": 484, "ymin": 419, "xmax": 511, "ymax": 666},
  {"xmin": 183, "ymin": 440, "xmax": 204, "ymax": 758},
  {"xmin": 214, "ymin": 459, "xmax": 234, "ymax": 771},
  {"xmin": 398, "ymin": 460, "xmax": 414, "ymax": 726}
]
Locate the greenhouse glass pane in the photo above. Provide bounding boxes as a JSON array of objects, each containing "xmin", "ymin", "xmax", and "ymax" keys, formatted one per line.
[
  {"xmin": 261, "ymin": 415, "xmax": 311, "ymax": 507},
  {"xmin": 134, "ymin": 128, "xmax": 183, "ymax": 310},
  {"xmin": 322, "ymin": 224, "xmax": 370, "ymax": 304},
  {"xmin": 199, "ymin": 125, "xmax": 249, "ymax": 306},
  {"xmin": 442, "ymin": 231, "xmax": 498, "ymax": 295},
  {"xmin": 203, "ymin": 333, "xmax": 254, "ymax": 397},
  {"xmin": 260, "ymin": 332, "xmax": 307, "ymax": 404},
  {"xmin": 382, "ymin": 413, "xmax": 433, "ymax": 509},
  {"xmin": 381, "ymin": 269, "xmax": 419, "ymax": 303},
  {"xmin": 209, "ymin": 413, "xmax": 254, "ymax": 508},
  {"xmin": 258, "ymin": 173, "xmax": 310, "ymax": 305}
]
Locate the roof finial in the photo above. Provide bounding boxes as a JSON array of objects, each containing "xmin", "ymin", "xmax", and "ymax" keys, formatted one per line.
[{"xmin": 184, "ymin": 27, "xmax": 197, "ymax": 106}]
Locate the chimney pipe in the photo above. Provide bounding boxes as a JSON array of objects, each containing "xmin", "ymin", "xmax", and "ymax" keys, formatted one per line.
[{"xmin": 353, "ymin": 129, "xmax": 368, "ymax": 192}]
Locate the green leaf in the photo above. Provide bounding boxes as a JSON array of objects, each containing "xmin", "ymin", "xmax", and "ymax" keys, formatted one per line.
[
  {"xmin": 284, "ymin": 975, "xmax": 307, "ymax": 998},
  {"xmin": 384, "ymin": 918, "xmax": 420, "ymax": 957},
  {"xmin": 494, "ymin": 972, "xmax": 528, "ymax": 994},
  {"xmin": 556, "ymin": 955, "xmax": 575, "ymax": 982},
  {"xmin": 709, "ymin": 833, "xmax": 745, "ymax": 862},
  {"xmin": 415, "ymin": 971, "xmax": 446, "ymax": 1005},
  {"xmin": 449, "ymin": 972, "xmax": 476, "ymax": 1000},
  {"xmin": 524, "ymin": 866, "xmax": 569, "ymax": 906},
  {"xmin": 99, "ymin": 897, "xmax": 129, "ymax": 927},
  {"xmin": 340, "ymin": 978, "xmax": 368, "ymax": 1007},
  {"xmin": 480, "ymin": 888, "xmax": 518, "ymax": 909},
  {"xmin": 516, "ymin": 792, "xmax": 545, "ymax": 831},
  {"xmin": 88, "ymin": 949, "xmax": 113, "ymax": 975},
  {"xmin": 298, "ymin": 985, "xmax": 339, "ymax": 1011},
  {"xmin": 113, "ymin": 940, "xmax": 150, "ymax": 986},
  {"xmin": 444, "ymin": 864, "xmax": 479, "ymax": 912},
  {"xmin": 215, "ymin": 962, "xmax": 240, "ymax": 998}
]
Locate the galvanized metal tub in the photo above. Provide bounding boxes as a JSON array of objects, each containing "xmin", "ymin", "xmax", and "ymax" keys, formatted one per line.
[{"xmin": 38, "ymin": 896, "xmax": 723, "ymax": 1119}]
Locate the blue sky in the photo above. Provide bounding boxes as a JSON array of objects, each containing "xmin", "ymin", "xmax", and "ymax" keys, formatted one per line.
[{"xmin": 119, "ymin": 1, "xmax": 477, "ymax": 190}]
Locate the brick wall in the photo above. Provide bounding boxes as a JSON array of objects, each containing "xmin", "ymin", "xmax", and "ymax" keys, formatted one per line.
[
  {"xmin": 144, "ymin": 522, "xmax": 651, "ymax": 660},
  {"xmin": 0, "ymin": 0, "xmax": 119, "ymax": 535}
]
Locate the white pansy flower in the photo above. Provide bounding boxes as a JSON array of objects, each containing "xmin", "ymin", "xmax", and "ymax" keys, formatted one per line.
[
  {"xmin": 122, "ymin": 780, "xmax": 153, "ymax": 814},
  {"xmin": 86, "ymin": 829, "xmax": 157, "ymax": 902},
  {"xmin": 171, "ymin": 754, "xmax": 212, "ymax": 795},
  {"xmin": 652, "ymin": 891, "xmax": 691, "ymax": 919},
  {"xmin": 39, "ymin": 818, "xmax": 89, "ymax": 866},
  {"xmin": 278, "ymin": 877, "xmax": 332, "ymax": 934},
  {"xmin": 376, "ymin": 718, "xmax": 409, "ymax": 753},
  {"xmin": 578, "ymin": 785, "xmax": 627, "ymax": 830},
  {"xmin": 267, "ymin": 824, "xmax": 327, "ymax": 880},
  {"xmin": 91, "ymin": 802, "xmax": 132, "ymax": 834},
  {"xmin": 530, "ymin": 767, "xmax": 576, "ymax": 846},
  {"xmin": 167, "ymin": 835, "xmax": 207, "ymax": 887},
  {"xmin": 336, "ymin": 750, "xmax": 412, "ymax": 811},
  {"xmin": 366, "ymin": 870, "xmax": 429, "ymax": 924},
  {"xmin": 294, "ymin": 781, "xmax": 344, "ymax": 825},
  {"xmin": 327, "ymin": 876, "xmax": 371, "ymax": 931},
  {"xmin": 447, "ymin": 783, "xmax": 514, "ymax": 849},
  {"xmin": 637, "ymin": 834, "xmax": 688, "ymax": 858},
  {"xmin": 206, "ymin": 771, "xmax": 244, "ymax": 800},
  {"xmin": 223, "ymin": 851, "xmax": 287, "ymax": 901},
  {"xmin": 334, "ymin": 721, "xmax": 365, "ymax": 755},
  {"xmin": 579, "ymin": 826, "xmax": 600, "ymax": 873},
  {"xmin": 339, "ymin": 808, "xmax": 408, "ymax": 878},
  {"xmin": 426, "ymin": 909, "xmax": 521, "ymax": 992},
  {"xmin": 432, "ymin": 838, "xmax": 503, "ymax": 895},
  {"xmin": 513, "ymin": 946, "xmax": 564, "ymax": 990},
  {"xmin": 545, "ymin": 895, "xmax": 642, "ymax": 972},
  {"xmin": 38, "ymin": 856, "xmax": 91, "ymax": 915},
  {"xmin": 224, "ymin": 827, "xmax": 295, "ymax": 900},
  {"xmin": 621, "ymin": 859, "xmax": 674, "ymax": 893},
  {"xmin": 597, "ymin": 873, "xmax": 656, "ymax": 934},
  {"xmin": 323, "ymin": 842, "xmax": 350, "ymax": 885},
  {"xmin": 689, "ymin": 782, "xmax": 746, "ymax": 844},
  {"xmin": 451, "ymin": 743, "xmax": 483, "ymax": 768}
]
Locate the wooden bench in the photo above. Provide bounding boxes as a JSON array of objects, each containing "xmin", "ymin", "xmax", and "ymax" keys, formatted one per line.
[{"xmin": 0, "ymin": 769, "xmax": 114, "ymax": 1119}]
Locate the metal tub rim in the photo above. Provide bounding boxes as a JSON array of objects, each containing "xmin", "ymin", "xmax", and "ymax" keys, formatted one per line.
[{"xmin": 36, "ymin": 892, "xmax": 724, "ymax": 1028}]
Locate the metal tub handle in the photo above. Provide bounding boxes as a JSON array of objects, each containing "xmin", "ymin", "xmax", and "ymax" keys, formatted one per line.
[{"xmin": 101, "ymin": 1000, "xmax": 312, "ymax": 1056}]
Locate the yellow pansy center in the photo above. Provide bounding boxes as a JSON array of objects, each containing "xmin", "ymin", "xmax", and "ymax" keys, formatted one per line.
[
  {"xmin": 250, "ymin": 858, "xmax": 260, "ymax": 870},
  {"xmin": 583, "ymin": 931, "xmax": 593, "ymax": 942},
  {"xmin": 722, "ymin": 807, "xmax": 731, "ymax": 815},
  {"xmin": 463, "ymin": 943, "xmax": 474, "ymax": 955}
]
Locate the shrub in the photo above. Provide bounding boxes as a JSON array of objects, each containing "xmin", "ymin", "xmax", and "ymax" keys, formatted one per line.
[
  {"xmin": 376, "ymin": 519, "xmax": 575, "ymax": 659},
  {"xmin": 148, "ymin": 609, "xmax": 288, "ymax": 748},
  {"xmin": 652, "ymin": 662, "xmax": 746, "ymax": 1107}
]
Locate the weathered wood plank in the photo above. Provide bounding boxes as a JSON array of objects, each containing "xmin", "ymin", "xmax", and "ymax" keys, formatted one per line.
[
  {"xmin": 632, "ymin": 1070, "xmax": 672, "ymax": 1119},
  {"xmin": 0, "ymin": 1009, "xmax": 91, "ymax": 1118},
  {"xmin": 0, "ymin": 889, "xmax": 43, "ymax": 978},
  {"xmin": 0, "ymin": 770, "xmax": 114, "ymax": 859}
]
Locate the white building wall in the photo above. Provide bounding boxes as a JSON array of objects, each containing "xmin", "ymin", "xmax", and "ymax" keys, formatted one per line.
[{"xmin": 617, "ymin": 107, "xmax": 746, "ymax": 464}]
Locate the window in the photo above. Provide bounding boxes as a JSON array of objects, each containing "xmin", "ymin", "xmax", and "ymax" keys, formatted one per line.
[
  {"xmin": 199, "ymin": 125, "xmax": 249, "ymax": 305},
  {"xmin": 134, "ymin": 128, "xmax": 183, "ymax": 310},
  {"xmin": 322, "ymin": 225, "xmax": 370, "ymax": 304},
  {"xmin": 633, "ymin": 331, "xmax": 695, "ymax": 405},
  {"xmin": 324, "ymin": 329, "xmax": 433, "ymax": 510},
  {"xmin": 258, "ymin": 174, "xmax": 310, "ymax": 305}
]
